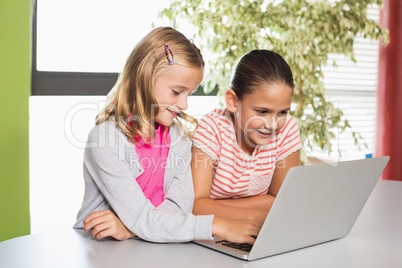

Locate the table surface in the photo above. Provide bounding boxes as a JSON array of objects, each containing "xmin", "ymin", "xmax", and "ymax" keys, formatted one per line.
[{"xmin": 1, "ymin": 180, "xmax": 401, "ymax": 268}]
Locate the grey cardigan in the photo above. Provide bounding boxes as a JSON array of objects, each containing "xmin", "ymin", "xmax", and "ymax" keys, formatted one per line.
[{"xmin": 73, "ymin": 120, "xmax": 214, "ymax": 242}]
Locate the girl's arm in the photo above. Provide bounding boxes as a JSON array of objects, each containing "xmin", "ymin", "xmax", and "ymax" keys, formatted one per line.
[
  {"xmin": 268, "ymin": 150, "xmax": 300, "ymax": 196},
  {"xmin": 191, "ymin": 147, "xmax": 268, "ymax": 225},
  {"xmin": 79, "ymin": 122, "xmax": 213, "ymax": 243},
  {"xmin": 215, "ymin": 150, "xmax": 300, "ymax": 211}
]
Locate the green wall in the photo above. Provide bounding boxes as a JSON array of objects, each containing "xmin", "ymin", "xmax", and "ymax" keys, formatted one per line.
[{"xmin": 0, "ymin": 0, "xmax": 31, "ymax": 241}]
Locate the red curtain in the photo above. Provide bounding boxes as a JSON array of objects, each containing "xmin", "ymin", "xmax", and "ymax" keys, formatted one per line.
[{"xmin": 376, "ymin": 0, "xmax": 402, "ymax": 181}]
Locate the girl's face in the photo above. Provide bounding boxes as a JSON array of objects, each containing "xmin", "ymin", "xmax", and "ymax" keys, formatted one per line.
[
  {"xmin": 228, "ymin": 82, "xmax": 293, "ymax": 155},
  {"xmin": 153, "ymin": 64, "xmax": 203, "ymax": 127}
]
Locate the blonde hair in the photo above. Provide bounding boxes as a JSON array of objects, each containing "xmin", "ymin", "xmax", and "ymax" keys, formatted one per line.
[{"xmin": 96, "ymin": 27, "xmax": 203, "ymax": 142}]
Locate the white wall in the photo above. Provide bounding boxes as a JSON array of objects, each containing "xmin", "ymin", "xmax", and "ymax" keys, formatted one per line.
[{"xmin": 29, "ymin": 95, "xmax": 221, "ymax": 234}]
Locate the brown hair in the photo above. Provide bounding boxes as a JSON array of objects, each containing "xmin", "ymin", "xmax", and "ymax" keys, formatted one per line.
[
  {"xmin": 230, "ymin": 50, "xmax": 294, "ymax": 100},
  {"xmin": 96, "ymin": 27, "xmax": 204, "ymax": 142}
]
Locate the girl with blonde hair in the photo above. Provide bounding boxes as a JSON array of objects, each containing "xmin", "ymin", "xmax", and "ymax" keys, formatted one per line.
[{"xmin": 74, "ymin": 27, "xmax": 261, "ymax": 244}]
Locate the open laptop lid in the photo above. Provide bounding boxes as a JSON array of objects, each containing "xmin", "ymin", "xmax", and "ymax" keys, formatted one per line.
[{"xmin": 248, "ymin": 156, "xmax": 390, "ymax": 260}]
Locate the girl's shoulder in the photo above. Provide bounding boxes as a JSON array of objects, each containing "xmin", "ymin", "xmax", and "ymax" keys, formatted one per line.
[
  {"xmin": 90, "ymin": 119, "xmax": 118, "ymax": 133},
  {"xmin": 280, "ymin": 115, "xmax": 300, "ymax": 134},
  {"xmin": 87, "ymin": 119, "xmax": 129, "ymax": 144},
  {"xmin": 204, "ymin": 108, "xmax": 229, "ymax": 119},
  {"xmin": 199, "ymin": 108, "xmax": 233, "ymax": 130}
]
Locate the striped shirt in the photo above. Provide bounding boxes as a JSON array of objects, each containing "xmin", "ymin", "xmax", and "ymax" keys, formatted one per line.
[{"xmin": 192, "ymin": 108, "xmax": 302, "ymax": 199}]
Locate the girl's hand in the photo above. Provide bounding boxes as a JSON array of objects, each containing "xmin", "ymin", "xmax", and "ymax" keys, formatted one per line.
[
  {"xmin": 83, "ymin": 210, "xmax": 136, "ymax": 241},
  {"xmin": 211, "ymin": 217, "xmax": 262, "ymax": 244}
]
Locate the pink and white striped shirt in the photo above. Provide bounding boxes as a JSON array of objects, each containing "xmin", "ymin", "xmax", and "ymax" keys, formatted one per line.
[{"xmin": 192, "ymin": 108, "xmax": 301, "ymax": 199}]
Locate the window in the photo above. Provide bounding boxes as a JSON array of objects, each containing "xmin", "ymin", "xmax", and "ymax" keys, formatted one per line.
[
  {"xmin": 32, "ymin": 0, "xmax": 171, "ymax": 95},
  {"xmin": 317, "ymin": 6, "xmax": 379, "ymax": 162}
]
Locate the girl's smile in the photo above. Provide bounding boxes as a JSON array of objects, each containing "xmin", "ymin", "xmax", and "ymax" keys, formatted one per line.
[
  {"xmin": 166, "ymin": 107, "xmax": 179, "ymax": 118},
  {"xmin": 255, "ymin": 129, "xmax": 273, "ymax": 139}
]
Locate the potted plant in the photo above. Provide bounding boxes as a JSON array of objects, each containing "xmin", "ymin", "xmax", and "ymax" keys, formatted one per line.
[{"xmin": 162, "ymin": 0, "xmax": 388, "ymax": 163}]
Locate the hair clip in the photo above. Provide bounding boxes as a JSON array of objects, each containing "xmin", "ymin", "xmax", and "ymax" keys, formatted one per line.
[{"xmin": 164, "ymin": 43, "xmax": 175, "ymax": 64}]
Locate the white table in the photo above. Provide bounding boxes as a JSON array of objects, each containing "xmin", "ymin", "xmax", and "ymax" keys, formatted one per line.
[{"xmin": 1, "ymin": 180, "xmax": 401, "ymax": 268}]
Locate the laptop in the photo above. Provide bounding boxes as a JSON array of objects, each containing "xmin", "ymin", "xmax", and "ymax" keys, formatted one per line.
[{"xmin": 193, "ymin": 156, "xmax": 390, "ymax": 261}]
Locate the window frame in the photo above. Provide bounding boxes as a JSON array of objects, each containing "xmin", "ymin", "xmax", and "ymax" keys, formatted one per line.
[{"xmin": 31, "ymin": 0, "xmax": 119, "ymax": 95}]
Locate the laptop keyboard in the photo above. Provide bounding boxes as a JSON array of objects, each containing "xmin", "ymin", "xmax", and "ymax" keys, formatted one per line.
[{"xmin": 215, "ymin": 240, "xmax": 253, "ymax": 252}]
